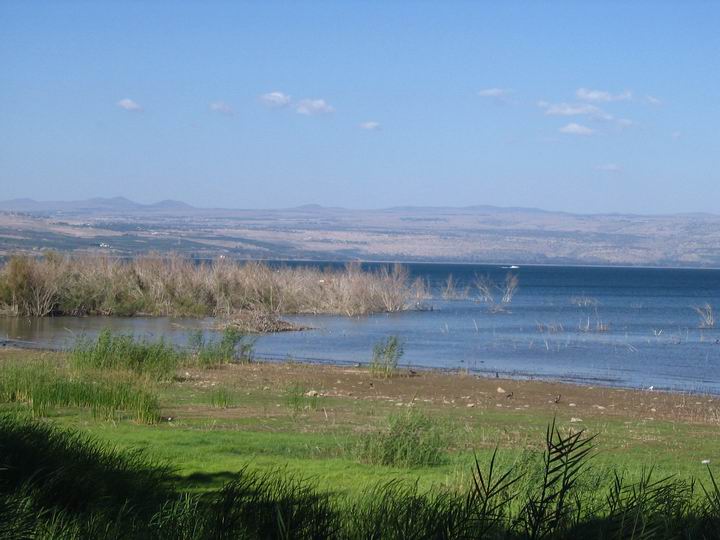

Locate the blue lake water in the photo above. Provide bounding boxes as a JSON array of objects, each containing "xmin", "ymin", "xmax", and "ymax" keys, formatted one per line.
[{"xmin": 2, "ymin": 263, "xmax": 719, "ymax": 394}]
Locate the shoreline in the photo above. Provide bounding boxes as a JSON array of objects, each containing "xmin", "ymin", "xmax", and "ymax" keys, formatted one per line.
[
  {"xmin": 170, "ymin": 359, "xmax": 719, "ymax": 428},
  {"xmin": 2, "ymin": 340, "xmax": 717, "ymax": 402}
]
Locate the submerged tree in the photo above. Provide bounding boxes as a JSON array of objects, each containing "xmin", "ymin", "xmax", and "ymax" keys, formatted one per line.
[{"xmin": 474, "ymin": 272, "xmax": 519, "ymax": 313}]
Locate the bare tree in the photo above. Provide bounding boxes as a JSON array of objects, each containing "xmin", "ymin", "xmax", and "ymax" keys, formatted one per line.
[
  {"xmin": 442, "ymin": 274, "xmax": 470, "ymax": 300},
  {"xmin": 474, "ymin": 272, "xmax": 519, "ymax": 313},
  {"xmin": 501, "ymin": 273, "xmax": 519, "ymax": 305},
  {"xmin": 693, "ymin": 303, "xmax": 715, "ymax": 328}
]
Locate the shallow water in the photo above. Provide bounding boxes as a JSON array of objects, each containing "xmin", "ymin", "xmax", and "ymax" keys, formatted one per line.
[{"xmin": 2, "ymin": 263, "xmax": 719, "ymax": 394}]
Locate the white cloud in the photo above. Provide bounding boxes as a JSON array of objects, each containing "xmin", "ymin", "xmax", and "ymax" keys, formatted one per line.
[
  {"xmin": 646, "ymin": 95, "xmax": 663, "ymax": 106},
  {"xmin": 615, "ymin": 118, "xmax": 635, "ymax": 127},
  {"xmin": 359, "ymin": 121, "xmax": 381, "ymax": 130},
  {"xmin": 116, "ymin": 98, "xmax": 142, "ymax": 112},
  {"xmin": 576, "ymin": 88, "xmax": 632, "ymax": 102},
  {"xmin": 478, "ymin": 88, "xmax": 512, "ymax": 98},
  {"xmin": 260, "ymin": 91, "xmax": 291, "ymax": 107},
  {"xmin": 295, "ymin": 98, "xmax": 334, "ymax": 115},
  {"xmin": 596, "ymin": 163, "xmax": 622, "ymax": 172},
  {"xmin": 559, "ymin": 123, "xmax": 594, "ymax": 135},
  {"xmin": 538, "ymin": 101, "xmax": 612, "ymax": 120},
  {"xmin": 539, "ymin": 100, "xmax": 635, "ymax": 131},
  {"xmin": 209, "ymin": 101, "xmax": 234, "ymax": 115}
]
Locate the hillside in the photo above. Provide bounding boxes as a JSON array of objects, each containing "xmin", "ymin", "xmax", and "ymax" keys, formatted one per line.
[{"xmin": 1, "ymin": 197, "xmax": 719, "ymax": 267}]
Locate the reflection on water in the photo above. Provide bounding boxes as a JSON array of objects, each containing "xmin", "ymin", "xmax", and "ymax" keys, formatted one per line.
[{"xmin": 1, "ymin": 263, "xmax": 719, "ymax": 394}]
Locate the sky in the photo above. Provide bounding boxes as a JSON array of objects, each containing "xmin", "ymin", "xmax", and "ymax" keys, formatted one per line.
[{"xmin": 1, "ymin": 1, "xmax": 718, "ymax": 214}]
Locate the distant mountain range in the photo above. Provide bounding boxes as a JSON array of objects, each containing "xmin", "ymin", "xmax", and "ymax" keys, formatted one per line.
[
  {"xmin": 1, "ymin": 197, "xmax": 719, "ymax": 267},
  {"xmin": 0, "ymin": 197, "xmax": 715, "ymax": 218},
  {"xmin": 0, "ymin": 197, "xmax": 195, "ymax": 213}
]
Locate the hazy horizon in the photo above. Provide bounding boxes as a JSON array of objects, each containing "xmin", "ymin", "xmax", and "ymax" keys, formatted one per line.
[
  {"xmin": 2, "ymin": 1, "xmax": 718, "ymax": 215},
  {"xmin": 3, "ymin": 193, "xmax": 720, "ymax": 218}
]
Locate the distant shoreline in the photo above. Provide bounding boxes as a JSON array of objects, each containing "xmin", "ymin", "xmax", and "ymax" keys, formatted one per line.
[
  {"xmin": 2, "ymin": 253, "xmax": 719, "ymax": 272},
  {"xmin": 3, "ymin": 199, "xmax": 720, "ymax": 268},
  {"xmin": 1, "ymin": 340, "xmax": 712, "ymax": 397}
]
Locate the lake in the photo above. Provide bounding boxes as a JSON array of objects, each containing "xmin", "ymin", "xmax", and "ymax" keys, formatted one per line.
[{"xmin": 2, "ymin": 262, "xmax": 719, "ymax": 394}]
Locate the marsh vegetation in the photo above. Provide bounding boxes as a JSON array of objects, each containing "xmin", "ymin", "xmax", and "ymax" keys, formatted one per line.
[
  {"xmin": 693, "ymin": 303, "xmax": 716, "ymax": 329},
  {"xmin": 0, "ymin": 361, "xmax": 160, "ymax": 423},
  {"xmin": 0, "ymin": 329, "xmax": 254, "ymax": 424},
  {"xmin": 0, "ymin": 253, "xmax": 419, "ymax": 318},
  {"xmin": 474, "ymin": 272, "xmax": 519, "ymax": 313},
  {"xmin": 369, "ymin": 335, "xmax": 405, "ymax": 378}
]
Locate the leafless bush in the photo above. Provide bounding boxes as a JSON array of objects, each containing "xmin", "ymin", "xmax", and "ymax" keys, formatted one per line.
[
  {"xmin": 536, "ymin": 321, "xmax": 564, "ymax": 334},
  {"xmin": 570, "ymin": 296, "xmax": 599, "ymax": 307},
  {"xmin": 411, "ymin": 277, "xmax": 431, "ymax": 302},
  {"xmin": 578, "ymin": 308, "xmax": 610, "ymax": 333},
  {"xmin": 442, "ymin": 275, "xmax": 470, "ymax": 300},
  {"xmin": 501, "ymin": 274, "xmax": 519, "ymax": 304},
  {"xmin": 474, "ymin": 272, "xmax": 519, "ymax": 313},
  {"xmin": 693, "ymin": 303, "xmax": 715, "ymax": 329},
  {"xmin": 0, "ymin": 254, "xmax": 65, "ymax": 316}
]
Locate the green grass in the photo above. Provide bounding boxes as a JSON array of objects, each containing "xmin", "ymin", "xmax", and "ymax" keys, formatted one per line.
[
  {"xmin": 208, "ymin": 387, "xmax": 235, "ymax": 408},
  {"xmin": 189, "ymin": 328, "xmax": 255, "ymax": 368},
  {"xmin": 355, "ymin": 409, "xmax": 448, "ymax": 468},
  {"xmin": 71, "ymin": 328, "xmax": 184, "ymax": 380},
  {"xmin": 0, "ymin": 414, "xmax": 171, "ymax": 514},
  {"xmin": 369, "ymin": 335, "xmax": 404, "ymax": 378},
  {"xmin": 4, "ymin": 413, "xmax": 720, "ymax": 538},
  {"xmin": 71, "ymin": 328, "xmax": 256, "ymax": 380},
  {"xmin": 4, "ymin": 348, "xmax": 720, "ymax": 537},
  {"xmin": 284, "ymin": 383, "xmax": 320, "ymax": 415},
  {"xmin": 44, "ymin": 403, "xmax": 720, "ymax": 499},
  {"xmin": 0, "ymin": 362, "xmax": 160, "ymax": 423}
]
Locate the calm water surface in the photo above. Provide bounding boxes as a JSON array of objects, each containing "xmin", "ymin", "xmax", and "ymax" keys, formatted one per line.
[{"xmin": 2, "ymin": 263, "xmax": 719, "ymax": 394}]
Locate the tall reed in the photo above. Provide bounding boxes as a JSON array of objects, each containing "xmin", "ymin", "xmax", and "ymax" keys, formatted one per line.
[
  {"xmin": 0, "ymin": 363, "xmax": 160, "ymax": 423},
  {"xmin": 71, "ymin": 328, "xmax": 184, "ymax": 380},
  {"xmin": 70, "ymin": 328, "xmax": 255, "ymax": 382},
  {"xmin": 0, "ymin": 253, "xmax": 416, "ymax": 317},
  {"xmin": 189, "ymin": 328, "xmax": 255, "ymax": 368},
  {"xmin": 369, "ymin": 335, "xmax": 404, "ymax": 378}
]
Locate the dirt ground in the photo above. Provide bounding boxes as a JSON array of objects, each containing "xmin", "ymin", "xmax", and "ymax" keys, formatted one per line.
[
  {"xmin": 178, "ymin": 361, "xmax": 720, "ymax": 427},
  {"xmin": 3, "ymin": 344, "xmax": 717, "ymax": 427}
]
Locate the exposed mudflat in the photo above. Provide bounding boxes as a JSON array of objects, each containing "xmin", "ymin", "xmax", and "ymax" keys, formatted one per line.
[{"xmin": 173, "ymin": 360, "xmax": 720, "ymax": 427}]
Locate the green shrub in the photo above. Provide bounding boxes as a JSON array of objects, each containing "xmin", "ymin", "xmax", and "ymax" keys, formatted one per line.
[
  {"xmin": 71, "ymin": 329, "xmax": 184, "ymax": 380},
  {"xmin": 191, "ymin": 328, "xmax": 255, "ymax": 368},
  {"xmin": 70, "ymin": 328, "xmax": 255, "ymax": 380},
  {"xmin": 370, "ymin": 335, "xmax": 404, "ymax": 378},
  {"xmin": 208, "ymin": 387, "xmax": 234, "ymax": 408},
  {"xmin": 356, "ymin": 410, "xmax": 446, "ymax": 468}
]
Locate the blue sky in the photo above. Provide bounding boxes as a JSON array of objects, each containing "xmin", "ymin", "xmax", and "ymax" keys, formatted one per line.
[{"xmin": 1, "ymin": 1, "xmax": 718, "ymax": 214}]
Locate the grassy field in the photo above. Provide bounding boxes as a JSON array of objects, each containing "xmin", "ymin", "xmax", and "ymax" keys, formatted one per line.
[
  {"xmin": 2, "ymin": 346, "xmax": 719, "ymax": 493},
  {"xmin": 4, "ymin": 339, "xmax": 720, "ymax": 537}
]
